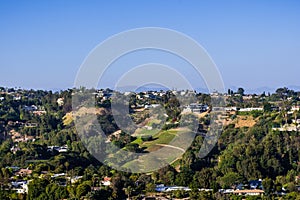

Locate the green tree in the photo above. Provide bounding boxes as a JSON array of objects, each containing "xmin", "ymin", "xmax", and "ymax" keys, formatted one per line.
[
  {"xmin": 145, "ymin": 182, "xmax": 156, "ymax": 193},
  {"xmin": 76, "ymin": 182, "xmax": 91, "ymax": 198},
  {"xmin": 124, "ymin": 186, "xmax": 133, "ymax": 200},
  {"xmin": 27, "ymin": 179, "xmax": 49, "ymax": 200},
  {"xmin": 262, "ymin": 177, "xmax": 274, "ymax": 195},
  {"xmin": 218, "ymin": 172, "xmax": 242, "ymax": 189},
  {"xmin": 237, "ymin": 88, "xmax": 245, "ymax": 96}
]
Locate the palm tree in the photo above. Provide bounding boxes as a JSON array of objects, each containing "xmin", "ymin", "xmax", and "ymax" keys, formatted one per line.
[
  {"xmin": 124, "ymin": 186, "xmax": 133, "ymax": 200},
  {"xmin": 292, "ymin": 110, "xmax": 299, "ymax": 131}
]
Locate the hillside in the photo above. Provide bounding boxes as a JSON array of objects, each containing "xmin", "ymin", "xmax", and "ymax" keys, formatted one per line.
[{"xmin": 0, "ymin": 87, "xmax": 299, "ymax": 199}]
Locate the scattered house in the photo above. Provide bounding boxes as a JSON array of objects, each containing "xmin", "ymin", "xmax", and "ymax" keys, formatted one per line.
[
  {"xmin": 57, "ymin": 98, "xmax": 64, "ymax": 106},
  {"xmin": 11, "ymin": 180, "xmax": 27, "ymax": 188},
  {"xmin": 10, "ymin": 131, "xmax": 35, "ymax": 143},
  {"xmin": 233, "ymin": 189, "xmax": 264, "ymax": 196},
  {"xmin": 142, "ymin": 197, "xmax": 157, "ymax": 200},
  {"xmin": 8, "ymin": 121, "xmax": 25, "ymax": 128},
  {"xmin": 238, "ymin": 107, "xmax": 263, "ymax": 112},
  {"xmin": 225, "ymin": 107, "xmax": 238, "ymax": 112},
  {"xmin": 144, "ymin": 126, "xmax": 153, "ymax": 130},
  {"xmin": 165, "ymin": 186, "xmax": 191, "ymax": 192},
  {"xmin": 292, "ymin": 119, "xmax": 300, "ymax": 124},
  {"xmin": 243, "ymin": 95, "xmax": 253, "ymax": 100},
  {"xmin": 183, "ymin": 103, "xmax": 208, "ymax": 113},
  {"xmin": 14, "ymin": 135, "xmax": 35, "ymax": 143},
  {"xmin": 144, "ymin": 104, "xmax": 160, "ymax": 109},
  {"xmin": 10, "ymin": 130, "xmax": 22, "ymax": 140},
  {"xmin": 291, "ymin": 105, "xmax": 300, "ymax": 111},
  {"xmin": 91, "ymin": 187, "xmax": 101, "ymax": 191},
  {"xmin": 10, "ymin": 145, "xmax": 21, "ymax": 154},
  {"xmin": 25, "ymin": 123, "xmax": 38, "ymax": 128},
  {"xmin": 71, "ymin": 176, "xmax": 83, "ymax": 184},
  {"xmin": 47, "ymin": 146, "xmax": 60, "ymax": 152},
  {"xmin": 218, "ymin": 189, "xmax": 234, "ymax": 194},
  {"xmin": 23, "ymin": 105, "xmax": 38, "ymax": 112},
  {"xmin": 249, "ymin": 179, "xmax": 262, "ymax": 189},
  {"xmin": 211, "ymin": 92, "xmax": 222, "ymax": 97},
  {"xmin": 271, "ymin": 106, "xmax": 280, "ymax": 112},
  {"xmin": 272, "ymin": 124, "xmax": 299, "ymax": 132},
  {"xmin": 98, "ymin": 91, "xmax": 113, "ymax": 101},
  {"xmin": 136, "ymin": 94, "xmax": 143, "ymax": 100},
  {"xmin": 149, "ymin": 94, "xmax": 157, "ymax": 100},
  {"xmin": 15, "ymin": 168, "xmax": 33, "ymax": 177},
  {"xmin": 51, "ymin": 173, "xmax": 66, "ymax": 178},
  {"xmin": 0, "ymin": 97, "xmax": 4, "ymax": 101},
  {"xmin": 47, "ymin": 145, "xmax": 69, "ymax": 153},
  {"xmin": 6, "ymin": 166, "xmax": 20, "ymax": 172},
  {"xmin": 155, "ymin": 184, "xmax": 191, "ymax": 192},
  {"xmin": 236, "ymin": 183, "xmax": 245, "ymax": 190},
  {"xmin": 13, "ymin": 96, "xmax": 21, "ymax": 101},
  {"xmin": 66, "ymin": 176, "xmax": 83, "ymax": 184},
  {"xmin": 182, "ymin": 106, "xmax": 192, "ymax": 113},
  {"xmin": 198, "ymin": 188, "xmax": 213, "ymax": 192},
  {"xmin": 101, "ymin": 176, "xmax": 111, "ymax": 186},
  {"xmin": 11, "ymin": 180, "xmax": 29, "ymax": 194},
  {"xmin": 274, "ymin": 191, "xmax": 287, "ymax": 196},
  {"xmin": 295, "ymin": 176, "xmax": 300, "ymax": 183},
  {"xmin": 212, "ymin": 107, "xmax": 226, "ymax": 111},
  {"xmin": 58, "ymin": 145, "xmax": 68, "ymax": 153},
  {"xmin": 32, "ymin": 110, "xmax": 47, "ymax": 115}
]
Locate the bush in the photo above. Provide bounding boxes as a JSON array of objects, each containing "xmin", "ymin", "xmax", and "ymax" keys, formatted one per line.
[{"xmin": 141, "ymin": 135, "xmax": 153, "ymax": 141}]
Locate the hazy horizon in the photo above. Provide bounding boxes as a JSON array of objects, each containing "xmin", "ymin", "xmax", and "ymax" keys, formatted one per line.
[{"xmin": 2, "ymin": 84, "xmax": 300, "ymax": 95}]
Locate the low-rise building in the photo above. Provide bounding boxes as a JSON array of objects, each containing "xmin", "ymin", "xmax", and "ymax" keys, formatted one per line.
[
  {"xmin": 239, "ymin": 107, "xmax": 263, "ymax": 112},
  {"xmin": 233, "ymin": 189, "xmax": 264, "ymax": 196},
  {"xmin": 15, "ymin": 169, "xmax": 32, "ymax": 177}
]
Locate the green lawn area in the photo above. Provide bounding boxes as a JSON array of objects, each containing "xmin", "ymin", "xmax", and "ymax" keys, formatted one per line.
[
  {"xmin": 141, "ymin": 130, "xmax": 176, "ymax": 149},
  {"xmin": 121, "ymin": 128, "xmax": 192, "ymax": 171},
  {"xmin": 130, "ymin": 130, "xmax": 176, "ymax": 151},
  {"xmin": 131, "ymin": 137, "xmax": 143, "ymax": 145},
  {"xmin": 132, "ymin": 128, "xmax": 190, "ymax": 152},
  {"xmin": 153, "ymin": 131, "xmax": 175, "ymax": 144},
  {"xmin": 133, "ymin": 128, "xmax": 160, "ymax": 137},
  {"xmin": 147, "ymin": 118, "xmax": 161, "ymax": 126}
]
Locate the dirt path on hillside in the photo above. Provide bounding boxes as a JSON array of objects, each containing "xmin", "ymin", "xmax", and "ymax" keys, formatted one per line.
[{"xmin": 154, "ymin": 144, "xmax": 185, "ymax": 153}]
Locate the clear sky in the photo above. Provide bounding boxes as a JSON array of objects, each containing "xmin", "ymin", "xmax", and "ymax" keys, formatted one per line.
[{"xmin": 1, "ymin": 0, "xmax": 300, "ymax": 92}]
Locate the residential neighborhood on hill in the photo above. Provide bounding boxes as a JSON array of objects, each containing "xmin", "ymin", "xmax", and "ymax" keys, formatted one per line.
[{"xmin": 0, "ymin": 86, "xmax": 299, "ymax": 199}]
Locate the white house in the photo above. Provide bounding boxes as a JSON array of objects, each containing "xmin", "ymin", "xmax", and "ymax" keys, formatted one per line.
[
  {"xmin": 101, "ymin": 176, "xmax": 112, "ymax": 186},
  {"xmin": 291, "ymin": 106, "xmax": 300, "ymax": 111},
  {"xmin": 239, "ymin": 107, "xmax": 263, "ymax": 112},
  {"xmin": 233, "ymin": 189, "xmax": 264, "ymax": 196}
]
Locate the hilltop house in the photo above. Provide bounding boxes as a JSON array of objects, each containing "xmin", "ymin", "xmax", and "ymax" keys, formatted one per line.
[{"xmin": 183, "ymin": 103, "xmax": 208, "ymax": 113}]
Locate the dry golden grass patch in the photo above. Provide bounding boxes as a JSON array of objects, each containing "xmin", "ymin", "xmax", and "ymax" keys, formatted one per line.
[{"xmin": 234, "ymin": 115, "xmax": 257, "ymax": 128}]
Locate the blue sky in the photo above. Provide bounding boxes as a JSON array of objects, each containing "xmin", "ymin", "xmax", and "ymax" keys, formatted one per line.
[{"xmin": 0, "ymin": 0, "xmax": 300, "ymax": 92}]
